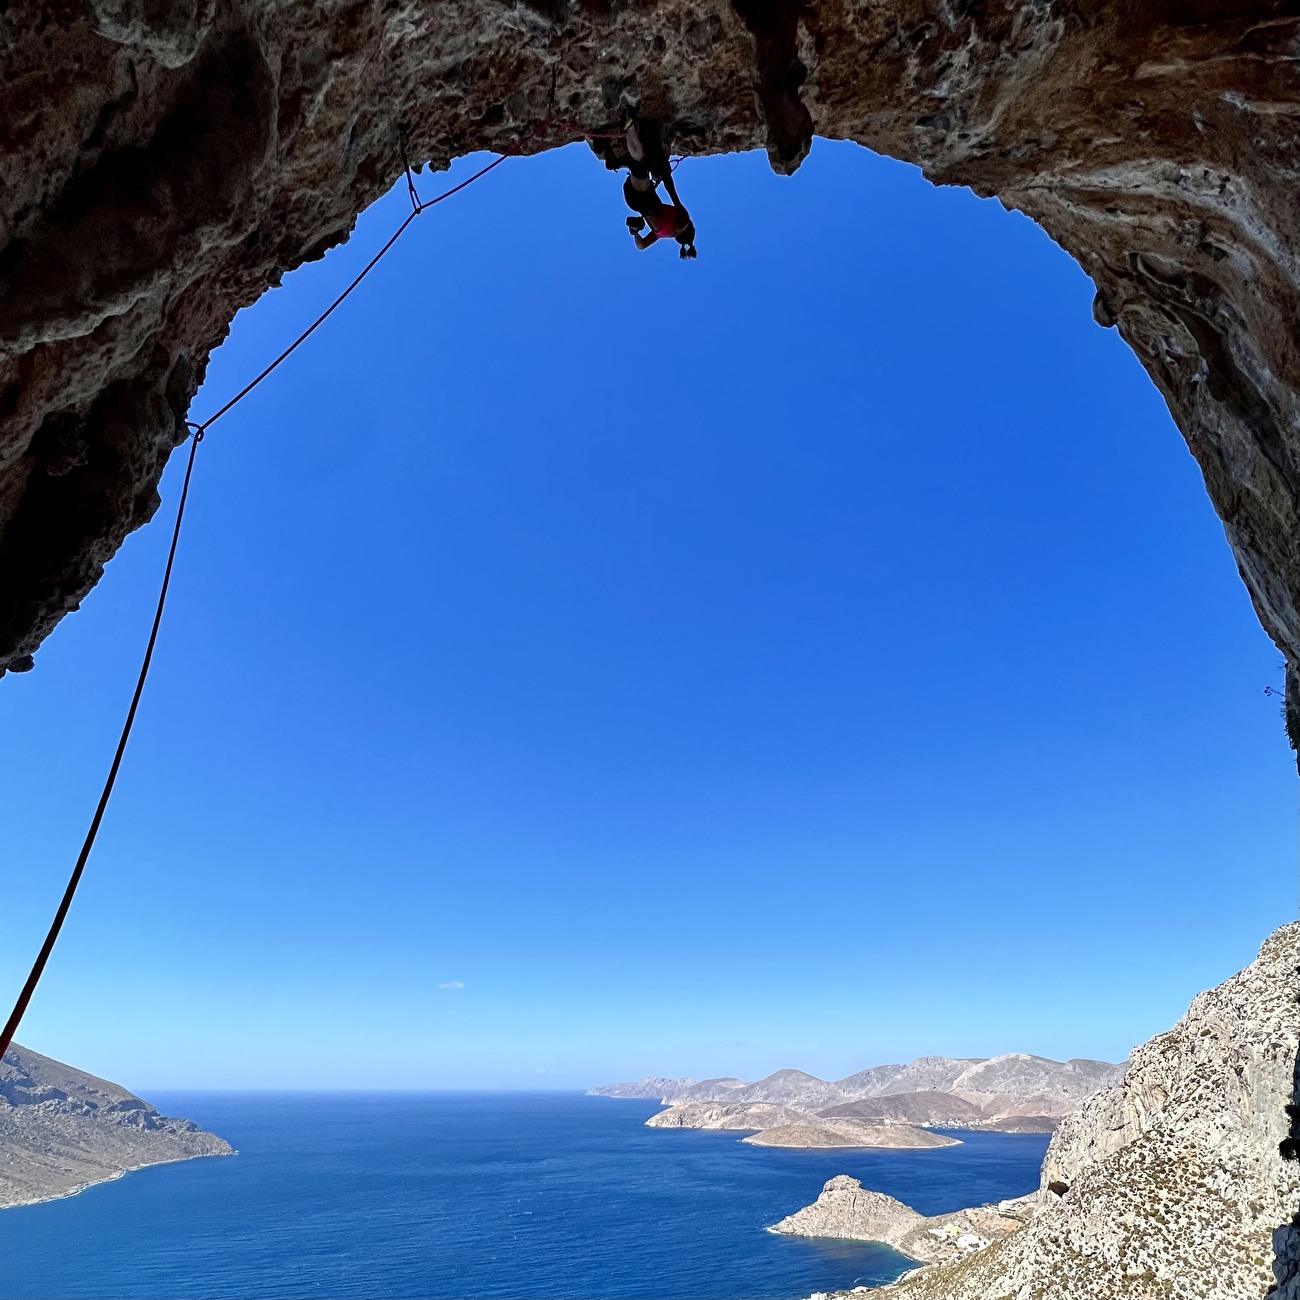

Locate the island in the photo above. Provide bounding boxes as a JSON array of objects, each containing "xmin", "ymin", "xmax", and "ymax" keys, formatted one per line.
[
  {"xmin": 769, "ymin": 1174, "xmax": 1033, "ymax": 1264},
  {"xmin": 597, "ymin": 1053, "xmax": 1125, "ymax": 1150},
  {"xmin": 645, "ymin": 1100, "xmax": 961, "ymax": 1149}
]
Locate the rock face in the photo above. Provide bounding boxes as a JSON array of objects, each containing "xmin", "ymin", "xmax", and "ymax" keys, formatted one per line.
[
  {"xmin": 854, "ymin": 922, "xmax": 1300, "ymax": 1300},
  {"xmin": 0, "ymin": 1043, "xmax": 233, "ymax": 1209},
  {"xmin": 592, "ymin": 1053, "xmax": 1124, "ymax": 1127},
  {"xmin": 2, "ymin": 3, "xmax": 1300, "ymax": 756},
  {"xmin": 771, "ymin": 1173, "xmax": 1034, "ymax": 1265}
]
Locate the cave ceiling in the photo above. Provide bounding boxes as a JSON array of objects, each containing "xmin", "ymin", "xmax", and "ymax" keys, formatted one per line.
[{"xmin": 1, "ymin": 1, "xmax": 1298, "ymax": 746}]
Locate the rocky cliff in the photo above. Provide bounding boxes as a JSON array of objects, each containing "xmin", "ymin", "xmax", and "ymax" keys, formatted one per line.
[
  {"xmin": 0, "ymin": 1043, "xmax": 233, "ymax": 1209},
  {"xmin": 830, "ymin": 922, "xmax": 1300, "ymax": 1300},
  {"xmin": 2, "ymin": 2, "xmax": 1300, "ymax": 758}
]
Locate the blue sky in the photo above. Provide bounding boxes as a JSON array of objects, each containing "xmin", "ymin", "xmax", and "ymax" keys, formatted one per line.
[{"xmin": 0, "ymin": 141, "xmax": 1293, "ymax": 1091}]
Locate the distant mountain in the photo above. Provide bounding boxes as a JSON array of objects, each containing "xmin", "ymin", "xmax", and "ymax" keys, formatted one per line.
[
  {"xmin": 692, "ymin": 1068, "xmax": 846, "ymax": 1109},
  {"xmin": 819, "ymin": 1091, "xmax": 987, "ymax": 1126},
  {"xmin": 0, "ymin": 1043, "xmax": 233, "ymax": 1209},
  {"xmin": 586, "ymin": 1077, "xmax": 698, "ymax": 1100},
  {"xmin": 836, "ymin": 1057, "xmax": 984, "ymax": 1099},
  {"xmin": 941, "ymin": 1054, "xmax": 1123, "ymax": 1114},
  {"xmin": 589, "ymin": 1053, "xmax": 1125, "ymax": 1128},
  {"xmin": 661, "ymin": 1077, "xmax": 746, "ymax": 1102}
]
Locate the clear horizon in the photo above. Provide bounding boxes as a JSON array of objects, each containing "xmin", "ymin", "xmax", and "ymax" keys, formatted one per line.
[{"xmin": 1, "ymin": 141, "xmax": 1294, "ymax": 1092}]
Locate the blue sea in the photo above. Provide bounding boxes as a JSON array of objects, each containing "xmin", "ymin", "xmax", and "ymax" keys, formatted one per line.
[{"xmin": 0, "ymin": 1094, "xmax": 1048, "ymax": 1299}]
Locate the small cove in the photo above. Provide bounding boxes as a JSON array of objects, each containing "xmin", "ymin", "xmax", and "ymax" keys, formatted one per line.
[{"xmin": 0, "ymin": 1093, "xmax": 1048, "ymax": 1299}]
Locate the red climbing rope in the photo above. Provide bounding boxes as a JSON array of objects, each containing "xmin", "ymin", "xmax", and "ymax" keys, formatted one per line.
[{"xmin": 0, "ymin": 149, "xmax": 513, "ymax": 1063}]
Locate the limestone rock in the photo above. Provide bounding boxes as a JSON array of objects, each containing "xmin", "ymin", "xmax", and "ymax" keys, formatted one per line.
[
  {"xmin": 773, "ymin": 1175, "xmax": 927, "ymax": 1242},
  {"xmin": 0, "ymin": 1042, "xmax": 233, "ymax": 1208},
  {"xmin": 1, "ymin": 3, "xmax": 1300, "ymax": 755},
  {"xmin": 855, "ymin": 922, "xmax": 1300, "ymax": 1300}
]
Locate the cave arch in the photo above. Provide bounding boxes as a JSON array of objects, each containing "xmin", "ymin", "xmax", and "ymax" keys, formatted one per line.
[{"xmin": 2, "ymin": 1, "xmax": 1298, "ymax": 751}]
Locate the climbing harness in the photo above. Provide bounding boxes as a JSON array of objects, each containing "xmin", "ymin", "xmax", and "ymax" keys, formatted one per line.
[{"xmin": 0, "ymin": 138, "xmax": 521, "ymax": 1063}]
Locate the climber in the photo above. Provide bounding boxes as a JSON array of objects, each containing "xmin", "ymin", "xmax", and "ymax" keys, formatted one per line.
[{"xmin": 593, "ymin": 112, "xmax": 697, "ymax": 259}]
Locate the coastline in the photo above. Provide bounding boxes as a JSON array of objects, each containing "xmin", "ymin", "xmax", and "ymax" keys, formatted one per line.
[{"xmin": 0, "ymin": 1148, "xmax": 236, "ymax": 1213}]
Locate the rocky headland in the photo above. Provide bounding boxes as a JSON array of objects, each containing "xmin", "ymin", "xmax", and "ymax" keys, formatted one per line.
[
  {"xmin": 775, "ymin": 923, "xmax": 1300, "ymax": 1300},
  {"xmin": 745, "ymin": 1122, "xmax": 959, "ymax": 1151},
  {"xmin": 0, "ymin": 1043, "xmax": 233, "ymax": 1209},
  {"xmin": 594, "ymin": 1052, "xmax": 1123, "ymax": 1147},
  {"xmin": 771, "ymin": 1175, "xmax": 1034, "ymax": 1265}
]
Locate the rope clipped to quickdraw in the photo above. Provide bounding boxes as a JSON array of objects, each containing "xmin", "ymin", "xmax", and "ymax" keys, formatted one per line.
[
  {"xmin": 398, "ymin": 121, "xmax": 421, "ymax": 213},
  {"xmin": 0, "ymin": 140, "xmax": 513, "ymax": 1063}
]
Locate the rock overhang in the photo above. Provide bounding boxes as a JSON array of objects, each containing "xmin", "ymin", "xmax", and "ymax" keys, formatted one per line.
[{"xmin": 1, "ymin": 1, "xmax": 1298, "ymax": 755}]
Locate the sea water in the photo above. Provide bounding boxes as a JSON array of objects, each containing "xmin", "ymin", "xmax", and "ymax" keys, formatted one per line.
[{"xmin": 0, "ymin": 1093, "xmax": 1048, "ymax": 1299}]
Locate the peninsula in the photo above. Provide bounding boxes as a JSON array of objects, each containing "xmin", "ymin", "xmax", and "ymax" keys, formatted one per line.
[
  {"xmin": 593, "ymin": 1053, "xmax": 1124, "ymax": 1149},
  {"xmin": 0, "ymin": 1043, "xmax": 233, "ymax": 1209}
]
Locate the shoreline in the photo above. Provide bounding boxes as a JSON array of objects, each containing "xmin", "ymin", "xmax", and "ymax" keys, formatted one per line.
[{"xmin": 0, "ymin": 1148, "xmax": 236, "ymax": 1213}]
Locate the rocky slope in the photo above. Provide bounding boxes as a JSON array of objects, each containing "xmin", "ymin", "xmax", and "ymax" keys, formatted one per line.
[
  {"xmin": 818, "ymin": 923, "xmax": 1300, "ymax": 1300},
  {"xmin": 820, "ymin": 1093, "xmax": 987, "ymax": 1127},
  {"xmin": 592, "ymin": 1053, "xmax": 1124, "ymax": 1129},
  {"xmin": 771, "ymin": 1174, "xmax": 1034, "ymax": 1264},
  {"xmin": 2, "ymin": 3, "xmax": 1300, "ymax": 756},
  {"xmin": 743, "ymin": 1121, "xmax": 959, "ymax": 1150},
  {"xmin": 0, "ymin": 1043, "xmax": 232, "ymax": 1209}
]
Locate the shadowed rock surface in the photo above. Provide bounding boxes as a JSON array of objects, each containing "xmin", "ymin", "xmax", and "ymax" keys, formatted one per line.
[
  {"xmin": 0, "ymin": 1043, "xmax": 233, "ymax": 1209},
  {"xmin": 2, "ymin": 2, "xmax": 1300, "ymax": 763}
]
